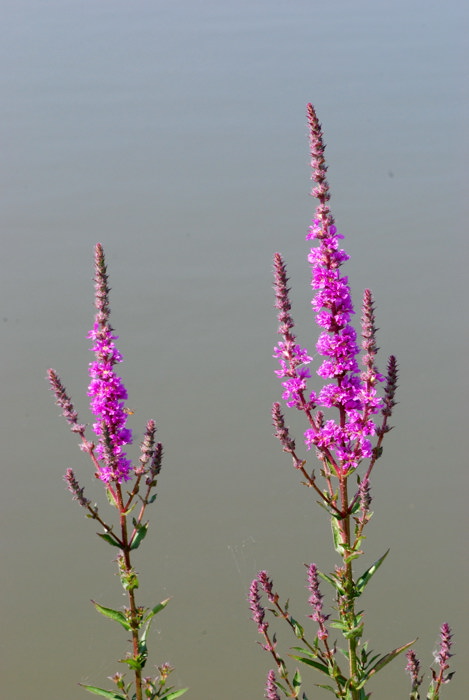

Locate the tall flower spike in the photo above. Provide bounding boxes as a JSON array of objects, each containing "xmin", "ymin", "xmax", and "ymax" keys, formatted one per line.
[
  {"xmin": 303, "ymin": 105, "xmax": 383, "ymax": 473},
  {"xmin": 87, "ymin": 243, "xmax": 133, "ymax": 483}
]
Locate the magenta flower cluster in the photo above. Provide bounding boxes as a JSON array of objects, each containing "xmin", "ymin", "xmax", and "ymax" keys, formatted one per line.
[
  {"xmin": 87, "ymin": 244, "xmax": 133, "ymax": 483},
  {"xmin": 88, "ymin": 324, "xmax": 132, "ymax": 483},
  {"xmin": 273, "ymin": 104, "xmax": 385, "ymax": 474}
]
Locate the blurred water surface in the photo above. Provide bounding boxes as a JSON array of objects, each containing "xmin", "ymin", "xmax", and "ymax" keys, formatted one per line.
[{"xmin": 0, "ymin": 1, "xmax": 467, "ymax": 698}]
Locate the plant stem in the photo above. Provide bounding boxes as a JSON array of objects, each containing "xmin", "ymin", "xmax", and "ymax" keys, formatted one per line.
[
  {"xmin": 116, "ymin": 484, "xmax": 143, "ymax": 700},
  {"xmin": 339, "ymin": 475, "xmax": 360, "ymax": 700}
]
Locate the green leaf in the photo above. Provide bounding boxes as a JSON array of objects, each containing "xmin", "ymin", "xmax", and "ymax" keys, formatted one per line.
[
  {"xmin": 130, "ymin": 521, "xmax": 148, "ymax": 550},
  {"xmin": 331, "ymin": 516, "xmax": 346, "ymax": 556},
  {"xmin": 290, "ymin": 656, "xmax": 330, "ymax": 676},
  {"xmin": 329, "ymin": 620, "xmax": 347, "ymax": 632},
  {"xmin": 315, "ymin": 684, "xmax": 338, "ymax": 693},
  {"xmin": 290, "ymin": 616, "xmax": 304, "ymax": 638},
  {"xmin": 343, "ymin": 622, "xmax": 364, "ymax": 641},
  {"xmin": 92, "ymin": 601, "xmax": 131, "ymax": 631},
  {"xmin": 143, "ymin": 598, "xmax": 171, "ymax": 623},
  {"xmin": 274, "ymin": 680, "xmax": 289, "ymax": 695},
  {"xmin": 161, "ymin": 689, "xmax": 189, "ymax": 700},
  {"xmin": 366, "ymin": 638, "xmax": 417, "ymax": 678},
  {"xmin": 343, "ymin": 550, "xmax": 361, "ymax": 565},
  {"xmin": 293, "ymin": 669, "xmax": 302, "ymax": 691},
  {"xmin": 350, "ymin": 497, "xmax": 361, "ymax": 515},
  {"xmin": 291, "ymin": 646, "xmax": 318, "ymax": 660},
  {"xmin": 97, "ymin": 532, "xmax": 121, "ymax": 548},
  {"xmin": 119, "ymin": 656, "xmax": 144, "ymax": 671},
  {"xmin": 362, "ymin": 652, "xmax": 380, "ymax": 670},
  {"xmin": 137, "ymin": 598, "xmax": 171, "ymax": 663},
  {"xmin": 79, "ymin": 685, "xmax": 126, "ymax": 700},
  {"xmin": 355, "ymin": 549, "xmax": 390, "ymax": 596},
  {"xmin": 318, "ymin": 571, "xmax": 345, "ymax": 596},
  {"xmin": 105, "ymin": 488, "xmax": 118, "ymax": 507}
]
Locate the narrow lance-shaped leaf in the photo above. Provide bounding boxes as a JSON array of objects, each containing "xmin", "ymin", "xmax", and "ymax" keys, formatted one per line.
[
  {"xmin": 289, "ymin": 655, "xmax": 331, "ymax": 677},
  {"xmin": 331, "ymin": 516, "xmax": 347, "ymax": 557},
  {"xmin": 91, "ymin": 600, "xmax": 132, "ymax": 631},
  {"xmin": 130, "ymin": 520, "xmax": 148, "ymax": 550},
  {"xmin": 97, "ymin": 532, "xmax": 122, "ymax": 548},
  {"xmin": 138, "ymin": 598, "xmax": 171, "ymax": 663},
  {"xmin": 143, "ymin": 597, "xmax": 171, "ymax": 624},
  {"xmin": 365, "ymin": 638, "xmax": 417, "ymax": 680},
  {"xmin": 355, "ymin": 549, "xmax": 390, "ymax": 596},
  {"xmin": 315, "ymin": 684, "xmax": 337, "ymax": 694},
  {"xmin": 290, "ymin": 646, "xmax": 318, "ymax": 659},
  {"xmin": 79, "ymin": 684, "xmax": 126, "ymax": 700},
  {"xmin": 318, "ymin": 570, "xmax": 346, "ymax": 596},
  {"xmin": 161, "ymin": 688, "xmax": 189, "ymax": 700}
]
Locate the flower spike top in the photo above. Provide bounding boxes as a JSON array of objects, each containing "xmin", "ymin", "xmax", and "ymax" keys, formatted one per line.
[
  {"xmin": 87, "ymin": 243, "xmax": 133, "ymax": 483},
  {"xmin": 273, "ymin": 104, "xmax": 387, "ymax": 476}
]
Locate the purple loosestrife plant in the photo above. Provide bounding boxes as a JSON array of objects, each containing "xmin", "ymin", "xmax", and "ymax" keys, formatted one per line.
[
  {"xmin": 48, "ymin": 244, "xmax": 187, "ymax": 700},
  {"xmin": 250, "ymin": 105, "xmax": 454, "ymax": 700}
]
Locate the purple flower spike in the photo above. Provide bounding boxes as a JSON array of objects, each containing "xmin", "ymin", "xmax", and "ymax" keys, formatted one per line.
[
  {"xmin": 381, "ymin": 355, "xmax": 398, "ymax": 419},
  {"xmin": 48, "ymin": 369, "xmax": 86, "ymax": 436},
  {"xmin": 265, "ymin": 670, "xmax": 280, "ymax": 700},
  {"xmin": 258, "ymin": 570, "xmax": 277, "ymax": 604},
  {"xmin": 249, "ymin": 579, "xmax": 268, "ymax": 635},
  {"xmin": 434, "ymin": 622, "xmax": 453, "ymax": 669},
  {"xmin": 307, "ymin": 103, "xmax": 334, "ymax": 233},
  {"xmin": 307, "ymin": 563, "xmax": 329, "ymax": 640},
  {"xmin": 273, "ymin": 253, "xmax": 314, "ymax": 411},
  {"xmin": 87, "ymin": 244, "xmax": 133, "ymax": 483},
  {"xmin": 272, "ymin": 402, "xmax": 296, "ymax": 455},
  {"xmin": 405, "ymin": 649, "xmax": 423, "ymax": 691},
  {"xmin": 64, "ymin": 467, "xmax": 90, "ymax": 508},
  {"xmin": 429, "ymin": 622, "xmax": 455, "ymax": 692},
  {"xmin": 271, "ymin": 104, "xmax": 391, "ymax": 476}
]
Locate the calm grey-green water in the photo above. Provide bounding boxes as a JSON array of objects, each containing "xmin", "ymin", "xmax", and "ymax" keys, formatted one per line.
[{"xmin": 1, "ymin": 1, "xmax": 467, "ymax": 698}]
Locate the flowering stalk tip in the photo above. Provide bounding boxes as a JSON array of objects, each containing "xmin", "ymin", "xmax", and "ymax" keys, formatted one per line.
[
  {"xmin": 64, "ymin": 467, "xmax": 90, "ymax": 508},
  {"xmin": 430, "ymin": 622, "xmax": 454, "ymax": 692},
  {"xmin": 249, "ymin": 578, "xmax": 267, "ymax": 635},
  {"xmin": 87, "ymin": 244, "xmax": 133, "ymax": 483},
  {"xmin": 48, "ymin": 369, "xmax": 86, "ymax": 435}
]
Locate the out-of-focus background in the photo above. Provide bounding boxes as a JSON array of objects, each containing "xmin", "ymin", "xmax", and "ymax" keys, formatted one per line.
[{"xmin": 1, "ymin": 1, "xmax": 467, "ymax": 698}]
